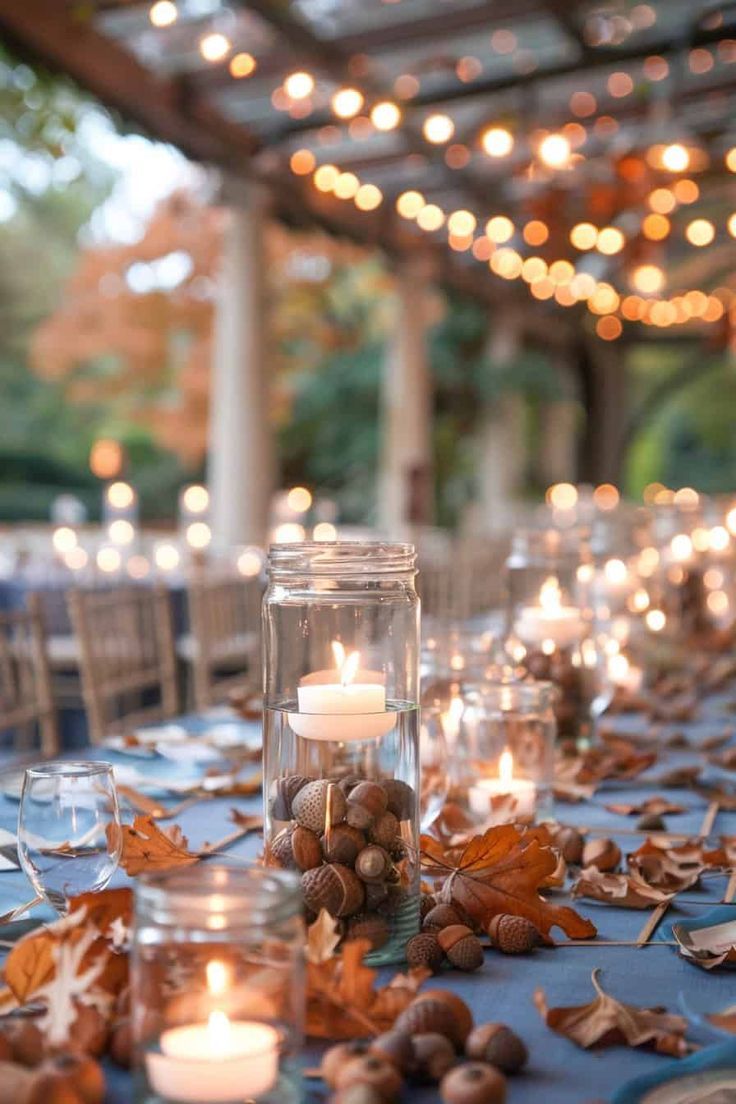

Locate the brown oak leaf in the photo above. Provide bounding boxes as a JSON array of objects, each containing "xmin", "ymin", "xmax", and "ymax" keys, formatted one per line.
[
  {"xmin": 672, "ymin": 918, "xmax": 736, "ymax": 970},
  {"xmin": 535, "ymin": 968, "xmax": 689, "ymax": 1055},
  {"xmin": 702, "ymin": 835, "xmax": 736, "ymax": 867},
  {"xmin": 627, "ymin": 842, "xmax": 703, "ymax": 892},
  {"xmin": 572, "ymin": 869, "xmax": 673, "ymax": 909},
  {"xmin": 421, "ymin": 824, "xmax": 596, "ymax": 942},
  {"xmin": 228, "ymin": 809, "xmax": 264, "ymax": 833},
  {"xmin": 113, "ymin": 815, "xmax": 199, "ymax": 876},
  {"xmin": 305, "ymin": 914, "xmax": 428, "ymax": 1039},
  {"xmin": 605, "ymin": 796, "xmax": 685, "ymax": 817}
]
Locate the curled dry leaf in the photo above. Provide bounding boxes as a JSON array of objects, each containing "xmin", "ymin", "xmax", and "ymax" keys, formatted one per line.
[
  {"xmin": 305, "ymin": 912, "xmax": 428, "ymax": 1039},
  {"xmin": 627, "ymin": 842, "xmax": 703, "ymax": 893},
  {"xmin": 702, "ymin": 835, "xmax": 736, "ymax": 868},
  {"xmin": 555, "ymin": 741, "xmax": 657, "ymax": 797},
  {"xmin": 605, "ymin": 796, "xmax": 685, "ymax": 818},
  {"xmin": 706, "ymin": 1005, "xmax": 736, "ymax": 1033},
  {"xmin": 572, "ymin": 868, "xmax": 673, "ymax": 910},
  {"xmin": 534, "ymin": 967, "xmax": 689, "ymax": 1056},
  {"xmin": 708, "ymin": 748, "xmax": 736, "ymax": 771},
  {"xmin": 672, "ymin": 917, "xmax": 736, "ymax": 970},
  {"xmin": 421, "ymin": 824, "xmax": 596, "ymax": 942},
  {"xmin": 113, "ymin": 815, "xmax": 199, "ymax": 876},
  {"xmin": 654, "ymin": 766, "xmax": 701, "ymax": 788},
  {"xmin": 694, "ymin": 784, "xmax": 736, "ymax": 811},
  {"xmin": 229, "ymin": 809, "xmax": 265, "ymax": 834}
]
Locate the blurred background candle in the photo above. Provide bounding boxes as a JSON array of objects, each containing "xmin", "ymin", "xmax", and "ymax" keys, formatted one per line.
[
  {"xmin": 468, "ymin": 748, "xmax": 536, "ymax": 823},
  {"xmin": 515, "ymin": 575, "xmax": 584, "ymax": 649}
]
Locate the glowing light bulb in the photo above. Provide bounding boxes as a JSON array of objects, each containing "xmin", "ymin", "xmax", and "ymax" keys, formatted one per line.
[
  {"xmin": 596, "ymin": 227, "xmax": 625, "ymax": 255},
  {"xmin": 370, "ymin": 101, "xmax": 401, "ymax": 131},
  {"xmin": 396, "ymin": 190, "xmax": 425, "ymax": 219},
  {"xmin": 355, "ymin": 184, "xmax": 382, "ymax": 211},
  {"xmin": 199, "ymin": 32, "xmax": 231, "ymax": 63},
  {"xmin": 686, "ymin": 218, "xmax": 715, "ymax": 246},
  {"xmin": 423, "ymin": 113, "xmax": 455, "ymax": 144},
  {"xmin": 417, "ymin": 204, "xmax": 445, "ymax": 231},
  {"xmin": 284, "ymin": 71, "xmax": 314, "ymax": 100},
  {"xmin": 661, "ymin": 143, "xmax": 690, "ymax": 172},
  {"xmin": 150, "ymin": 1, "xmax": 177, "ymax": 27},
  {"xmin": 287, "ymin": 486, "xmax": 312, "ymax": 513},
  {"xmin": 631, "ymin": 264, "xmax": 665, "ymax": 295},
  {"xmin": 539, "ymin": 133, "xmax": 571, "ymax": 168},
  {"xmin": 481, "ymin": 126, "xmax": 514, "ymax": 157},
  {"xmin": 331, "ymin": 87, "xmax": 363, "ymax": 119},
  {"xmin": 230, "ymin": 52, "xmax": 256, "ymax": 79}
]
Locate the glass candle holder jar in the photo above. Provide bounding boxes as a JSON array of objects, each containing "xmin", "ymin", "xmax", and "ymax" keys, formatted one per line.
[
  {"xmin": 132, "ymin": 865, "xmax": 304, "ymax": 1104},
  {"xmin": 452, "ymin": 680, "xmax": 555, "ymax": 828},
  {"xmin": 263, "ymin": 542, "xmax": 420, "ymax": 965}
]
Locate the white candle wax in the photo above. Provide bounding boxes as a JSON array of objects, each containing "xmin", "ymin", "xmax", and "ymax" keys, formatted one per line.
[
  {"xmin": 468, "ymin": 751, "xmax": 536, "ymax": 824},
  {"xmin": 147, "ymin": 1013, "xmax": 279, "ymax": 1103},
  {"xmin": 515, "ymin": 575, "xmax": 583, "ymax": 650},
  {"xmin": 290, "ymin": 643, "xmax": 396, "ymax": 741}
]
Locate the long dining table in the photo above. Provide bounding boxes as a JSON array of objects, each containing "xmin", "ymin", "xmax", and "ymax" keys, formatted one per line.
[{"xmin": 0, "ymin": 695, "xmax": 735, "ymax": 1104}]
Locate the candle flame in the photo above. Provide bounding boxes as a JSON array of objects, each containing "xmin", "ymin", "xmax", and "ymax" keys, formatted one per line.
[
  {"xmin": 539, "ymin": 575, "xmax": 563, "ymax": 614},
  {"xmin": 499, "ymin": 749, "xmax": 513, "ymax": 785},
  {"xmin": 331, "ymin": 640, "xmax": 360, "ymax": 686},
  {"xmin": 340, "ymin": 649, "xmax": 360, "ymax": 687},
  {"xmin": 206, "ymin": 959, "xmax": 230, "ymax": 997},
  {"xmin": 207, "ymin": 1009, "xmax": 233, "ymax": 1058}
]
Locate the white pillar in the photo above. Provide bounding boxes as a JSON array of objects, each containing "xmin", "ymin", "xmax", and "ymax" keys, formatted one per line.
[
  {"xmin": 378, "ymin": 258, "xmax": 433, "ymax": 538},
  {"xmin": 208, "ymin": 181, "xmax": 273, "ymax": 548},
  {"xmin": 476, "ymin": 314, "xmax": 527, "ymax": 533}
]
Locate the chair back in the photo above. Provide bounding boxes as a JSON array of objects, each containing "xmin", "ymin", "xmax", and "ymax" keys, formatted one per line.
[
  {"xmin": 68, "ymin": 586, "xmax": 178, "ymax": 743},
  {"xmin": 0, "ymin": 592, "xmax": 57, "ymax": 755},
  {"xmin": 187, "ymin": 575, "xmax": 261, "ymax": 710}
]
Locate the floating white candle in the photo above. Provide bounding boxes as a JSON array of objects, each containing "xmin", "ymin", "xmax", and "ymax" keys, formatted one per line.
[
  {"xmin": 147, "ymin": 1010, "xmax": 279, "ymax": 1103},
  {"xmin": 515, "ymin": 575, "xmax": 584, "ymax": 650},
  {"xmin": 468, "ymin": 749, "xmax": 537, "ymax": 824},
  {"xmin": 290, "ymin": 641, "xmax": 396, "ymax": 741}
]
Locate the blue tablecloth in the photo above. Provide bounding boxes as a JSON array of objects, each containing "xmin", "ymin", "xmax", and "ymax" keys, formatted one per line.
[{"xmin": 1, "ymin": 702, "xmax": 735, "ymax": 1104}]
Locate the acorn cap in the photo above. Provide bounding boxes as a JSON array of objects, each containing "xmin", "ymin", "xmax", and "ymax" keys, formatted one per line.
[
  {"xmin": 405, "ymin": 932, "xmax": 445, "ymax": 972},
  {"xmin": 437, "ymin": 926, "xmax": 484, "ymax": 972},
  {"xmin": 293, "ymin": 780, "xmax": 347, "ymax": 833},
  {"xmin": 486, "ymin": 914, "xmax": 539, "ymax": 955},
  {"xmin": 269, "ymin": 827, "xmax": 294, "ymax": 869},
  {"xmin": 554, "ymin": 825, "xmax": 584, "ymax": 865},
  {"xmin": 302, "ymin": 863, "xmax": 365, "ymax": 917}
]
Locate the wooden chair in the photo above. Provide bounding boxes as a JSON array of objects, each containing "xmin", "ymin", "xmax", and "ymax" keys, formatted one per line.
[
  {"xmin": 0, "ymin": 593, "xmax": 58, "ymax": 756},
  {"xmin": 68, "ymin": 586, "xmax": 178, "ymax": 744},
  {"xmin": 184, "ymin": 575, "xmax": 261, "ymax": 711}
]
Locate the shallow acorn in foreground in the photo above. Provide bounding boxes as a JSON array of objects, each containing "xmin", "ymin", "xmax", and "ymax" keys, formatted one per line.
[
  {"xmin": 368, "ymin": 1031, "xmax": 415, "ymax": 1075},
  {"xmin": 486, "ymin": 914, "xmax": 539, "ymax": 955},
  {"xmin": 334, "ymin": 1055, "xmax": 403, "ymax": 1101},
  {"xmin": 437, "ymin": 925, "xmax": 484, "ymax": 971},
  {"xmin": 440, "ymin": 1062, "xmax": 507, "ymax": 1104},
  {"xmin": 465, "ymin": 1023, "xmax": 528, "ymax": 1074},
  {"xmin": 302, "ymin": 863, "xmax": 365, "ymax": 917},
  {"xmin": 411, "ymin": 1032, "xmax": 456, "ymax": 1083},
  {"xmin": 346, "ymin": 913, "xmax": 390, "ymax": 950},
  {"xmin": 408, "ymin": 989, "xmax": 473, "ymax": 1047},
  {"xmin": 554, "ymin": 825, "xmax": 584, "ymax": 865}
]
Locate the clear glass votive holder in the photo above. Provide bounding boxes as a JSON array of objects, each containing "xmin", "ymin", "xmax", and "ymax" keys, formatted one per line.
[
  {"xmin": 452, "ymin": 681, "xmax": 556, "ymax": 828},
  {"xmin": 132, "ymin": 865, "xmax": 304, "ymax": 1104}
]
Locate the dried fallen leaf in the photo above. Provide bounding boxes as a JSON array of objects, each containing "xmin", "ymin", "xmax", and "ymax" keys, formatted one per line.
[
  {"xmin": 534, "ymin": 967, "xmax": 689, "ymax": 1055},
  {"xmin": 305, "ymin": 913, "xmax": 428, "ymax": 1039},
  {"xmin": 706, "ymin": 1004, "xmax": 736, "ymax": 1032},
  {"xmin": 709, "ymin": 748, "xmax": 736, "ymax": 771},
  {"xmin": 555, "ymin": 742, "xmax": 657, "ymax": 795},
  {"xmin": 228, "ymin": 809, "xmax": 264, "ymax": 834},
  {"xmin": 113, "ymin": 815, "xmax": 199, "ymax": 876},
  {"xmin": 572, "ymin": 868, "xmax": 673, "ymax": 910},
  {"xmin": 672, "ymin": 917, "xmax": 736, "ymax": 970},
  {"xmin": 702, "ymin": 835, "xmax": 736, "ymax": 868},
  {"xmin": 627, "ymin": 841, "xmax": 703, "ymax": 893},
  {"xmin": 605, "ymin": 796, "xmax": 685, "ymax": 817},
  {"xmin": 421, "ymin": 824, "xmax": 596, "ymax": 942}
]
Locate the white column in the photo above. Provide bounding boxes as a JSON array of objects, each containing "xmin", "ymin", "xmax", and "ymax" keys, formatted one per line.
[
  {"xmin": 475, "ymin": 314, "xmax": 527, "ymax": 534},
  {"xmin": 378, "ymin": 257, "xmax": 433, "ymax": 537},
  {"xmin": 208, "ymin": 181, "xmax": 273, "ymax": 548}
]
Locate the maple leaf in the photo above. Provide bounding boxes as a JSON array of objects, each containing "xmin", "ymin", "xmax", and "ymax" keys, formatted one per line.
[
  {"xmin": 34, "ymin": 925, "xmax": 111, "ymax": 1047},
  {"xmin": 605, "ymin": 796, "xmax": 685, "ymax": 817},
  {"xmin": 572, "ymin": 868, "xmax": 673, "ymax": 909},
  {"xmin": 114, "ymin": 815, "xmax": 199, "ymax": 875},
  {"xmin": 535, "ymin": 968, "xmax": 689, "ymax": 1055},
  {"xmin": 421, "ymin": 824, "xmax": 596, "ymax": 942}
]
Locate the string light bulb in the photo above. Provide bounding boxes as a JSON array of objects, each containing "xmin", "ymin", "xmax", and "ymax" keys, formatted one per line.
[
  {"xmin": 355, "ymin": 183, "xmax": 382, "ymax": 211},
  {"xmin": 370, "ymin": 101, "xmax": 401, "ymax": 131},
  {"xmin": 230, "ymin": 52, "xmax": 256, "ymax": 79},
  {"xmin": 423, "ymin": 113, "xmax": 455, "ymax": 144},
  {"xmin": 631, "ymin": 263, "xmax": 665, "ymax": 295},
  {"xmin": 149, "ymin": 1, "xmax": 177, "ymax": 27},
  {"xmin": 481, "ymin": 126, "xmax": 514, "ymax": 157},
  {"xmin": 396, "ymin": 191, "xmax": 425, "ymax": 219},
  {"xmin": 538, "ymin": 133, "xmax": 571, "ymax": 168},
  {"xmin": 331, "ymin": 87, "xmax": 364, "ymax": 119},
  {"xmin": 284, "ymin": 71, "xmax": 315, "ymax": 100},
  {"xmin": 661, "ymin": 143, "xmax": 689, "ymax": 172},
  {"xmin": 199, "ymin": 32, "xmax": 231, "ymax": 62},
  {"xmin": 686, "ymin": 218, "xmax": 715, "ymax": 246},
  {"xmin": 596, "ymin": 226, "xmax": 625, "ymax": 255}
]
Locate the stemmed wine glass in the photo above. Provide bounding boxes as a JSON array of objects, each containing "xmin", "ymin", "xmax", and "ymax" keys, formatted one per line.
[{"xmin": 17, "ymin": 762, "xmax": 122, "ymax": 913}]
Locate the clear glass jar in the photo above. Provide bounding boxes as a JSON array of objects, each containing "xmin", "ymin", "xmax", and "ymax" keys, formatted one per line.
[
  {"xmin": 263, "ymin": 542, "xmax": 420, "ymax": 965},
  {"xmin": 453, "ymin": 680, "xmax": 556, "ymax": 828},
  {"xmin": 132, "ymin": 865, "xmax": 304, "ymax": 1104},
  {"xmin": 505, "ymin": 528, "xmax": 609, "ymax": 745}
]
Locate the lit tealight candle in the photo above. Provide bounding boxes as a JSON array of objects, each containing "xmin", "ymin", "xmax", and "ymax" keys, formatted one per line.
[
  {"xmin": 515, "ymin": 576, "xmax": 584, "ymax": 650},
  {"xmin": 290, "ymin": 641, "xmax": 396, "ymax": 742},
  {"xmin": 147, "ymin": 1010, "xmax": 279, "ymax": 1103},
  {"xmin": 468, "ymin": 749, "xmax": 537, "ymax": 824}
]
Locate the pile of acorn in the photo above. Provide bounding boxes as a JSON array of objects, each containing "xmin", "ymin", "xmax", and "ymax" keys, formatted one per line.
[
  {"xmin": 0, "ymin": 1039, "xmax": 104, "ymax": 1104},
  {"xmin": 268, "ymin": 774, "xmax": 418, "ymax": 947},
  {"xmin": 404, "ymin": 897, "xmax": 541, "ymax": 975},
  {"xmin": 320, "ymin": 989, "xmax": 527, "ymax": 1104},
  {"xmin": 523, "ymin": 645, "xmax": 591, "ymax": 739}
]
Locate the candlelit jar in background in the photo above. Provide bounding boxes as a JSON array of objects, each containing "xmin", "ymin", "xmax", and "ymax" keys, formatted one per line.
[
  {"xmin": 132, "ymin": 865, "xmax": 304, "ymax": 1104},
  {"xmin": 505, "ymin": 529, "xmax": 610, "ymax": 746},
  {"xmin": 263, "ymin": 542, "xmax": 420, "ymax": 964},
  {"xmin": 450, "ymin": 680, "xmax": 556, "ymax": 829}
]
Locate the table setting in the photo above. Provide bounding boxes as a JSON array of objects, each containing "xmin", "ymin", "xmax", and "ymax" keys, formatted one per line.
[{"xmin": 0, "ymin": 535, "xmax": 735, "ymax": 1104}]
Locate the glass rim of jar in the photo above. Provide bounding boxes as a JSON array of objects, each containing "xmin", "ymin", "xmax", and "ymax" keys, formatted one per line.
[
  {"xmin": 267, "ymin": 541, "xmax": 417, "ymax": 577},
  {"xmin": 134, "ymin": 863, "xmax": 302, "ymax": 928},
  {"xmin": 471, "ymin": 678, "xmax": 557, "ymax": 710},
  {"xmin": 24, "ymin": 760, "xmax": 114, "ymax": 780}
]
